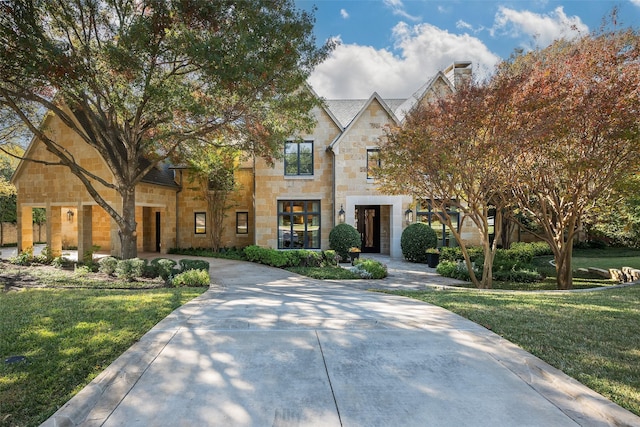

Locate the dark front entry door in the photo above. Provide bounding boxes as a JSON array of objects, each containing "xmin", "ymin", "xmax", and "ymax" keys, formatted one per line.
[
  {"xmin": 155, "ymin": 212, "xmax": 161, "ymax": 252},
  {"xmin": 356, "ymin": 205, "xmax": 380, "ymax": 253}
]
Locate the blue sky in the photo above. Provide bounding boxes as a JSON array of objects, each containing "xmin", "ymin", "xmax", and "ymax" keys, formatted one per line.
[{"xmin": 295, "ymin": 0, "xmax": 640, "ymax": 98}]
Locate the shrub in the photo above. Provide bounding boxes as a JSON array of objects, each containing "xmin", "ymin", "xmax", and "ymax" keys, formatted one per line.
[
  {"xmin": 352, "ymin": 258, "xmax": 388, "ymax": 279},
  {"xmin": 51, "ymin": 256, "xmax": 68, "ymax": 269},
  {"xmin": 171, "ymin": 269, "xmax": 210, "ymax": 287},
  {"xmin": 179, "ymin": 259, "xmax": 210, "ymax": 272},
  {"xmin": 149, "ymin": 258, "xmax": 178, "ymax": 280},
  {"xmin": 98, "ymin": 256, "xmax": 119, "ymax": 276},
  {"xmin": 115, "ymin": 258, "xmax": 146, "ymax": 281},
  {"xmin": 10, "ymin": 247, "xmax": 33, "ymax": 266},
  {"xmin": 329, "ymin": 224, "xmax": 362, "ymax": 260},
  {"xmin": 493, "ymin": 267, "xmax": 542, "ymax": 283},
  {"xmin": 322, "ymin": 250, "xmax": 339, "ymax": 267},
  {"xmin": 244, "ymin": 245, "xmax": 295, "ymax": 267},
  {"xmin": 436, "ymin": 260, "xmax": 473, "ymax": 281},
  {"xmin": 401, "ymin": 223, "xmax": 437, "ymax": 263}
]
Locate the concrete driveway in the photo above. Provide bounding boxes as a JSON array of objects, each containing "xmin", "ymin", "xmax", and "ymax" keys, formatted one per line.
[{"xmin": 42, "ymin": 257, "xmax": 639, "ymax": 426}]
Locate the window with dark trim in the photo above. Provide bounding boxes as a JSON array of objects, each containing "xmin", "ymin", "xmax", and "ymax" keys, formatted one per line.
[
  {"xmin": 367, "ymin": 149, "xmax": 381, "ymax": 179},
  {"xmin": 416, "ymin": 200, "xmax": 459, "ymax": 247},
  {"xmin": 284, "ymin": 141, "xmax": 313, "ymax": 176},
  {"xmin": 236, "ymin": 212, "xmax": 248, "ymax": 234},
  {"xmin": 194, "ymin": 212, "xmax": 206, "ymax": 234},
  {"xmin": 277, "ymin": 200, "xmax": 320, "ymax": 249}
]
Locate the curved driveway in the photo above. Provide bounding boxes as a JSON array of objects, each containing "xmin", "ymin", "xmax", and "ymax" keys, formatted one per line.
[{"xmin": 42, "ymin": 258, "xmax": 639, "ymax": 427}]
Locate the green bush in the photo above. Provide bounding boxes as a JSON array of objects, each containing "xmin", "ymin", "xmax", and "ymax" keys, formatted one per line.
[
  {"xmin": 352, "ymin": 258, "xmax": 388, "ymax": 279},
  {"xmin": 493, "ymin": 267, "xmax": 542, "ymax": 283},
  {"xmin": 179, "ymin": 259, "xmax": 210, "ymax": 272},
  {"xmin": 171, "ymin": 269, "xmax": 210, "ymax": 287},
  {"xmin": 98, "ymin": 256, "xmax": 119, "ymax": 276},
  {"xmin": 149, "ymin": 258, "xmax": 178, "ymax": 280},
  {"xmin": 243, "ymin": 245, "xmax": 296, "ymax": 268},
  {"xmin": 329, "ymin": 224, "xmax": 362, "ymax": 261},
  {"xmin": 401, "ymin": 223, "xmax": 437, "ymax": 263},
  {"xmin": 436, "ymin": 260, "xmax": 473, "ymax": 281},
  {"xmin": 10, "ymin": 247, "xmax": 33, "ymax": 266},
  {"xmin": 323, "ymin": 250, "xmax": 339, "ymax": 267},
  {"xmin": 115, "ymin": 258, "xmax": 146, "ymax": 281}
]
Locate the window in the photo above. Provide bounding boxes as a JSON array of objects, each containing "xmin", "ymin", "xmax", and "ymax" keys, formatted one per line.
[
  {"xmin": 416, "ymin": 200, "xmax": 459, "ymax": 247},
  {"xmin": 278, "ymin": 200, "xmax": 320, "ymax": 249},
  {"xmin": 367, "ymin": 149, "xmax": 380, "ymax": 179},
  {"xmin": 285, "ymin": 141, "xmax": 313, "ymax": 175},
  {"xmin": 236, "ymin": 212, "xmax": 248, "ymax": 234},
  {"xmin": 194, "ymin": 212, "xmax": 206, "ymax": 234}
]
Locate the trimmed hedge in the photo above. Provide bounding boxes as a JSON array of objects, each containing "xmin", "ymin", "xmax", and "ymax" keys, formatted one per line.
[
  {"xmin": 243, "ymin": 246, "xmax": 338, "ymax": 269},
  {"xmin": 179, "ymin": 259, "xmax": 210, "ymax": 272},
  {"xmin": 401, "ymin": 223, "xmax": 437, "ymax": 263},
  {"xmin": 352, "ymin": 258, "xmax": 388, "ymax": 279},
  {"xmin": 171, "ymin": 269, "xmax": 210, "ymax": 287},
  {"xmin": 329, "ymin": 224, "xmax": 362, "ymax": 260}
]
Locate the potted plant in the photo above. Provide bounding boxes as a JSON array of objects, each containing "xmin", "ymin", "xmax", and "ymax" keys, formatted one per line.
[
  {"xmin": 425, "ymin": 247, "xmax": 440, "ymax": 268},
  {"xmin": 348, "ymin": 247, "xmax": 361, "ymax": 264}
]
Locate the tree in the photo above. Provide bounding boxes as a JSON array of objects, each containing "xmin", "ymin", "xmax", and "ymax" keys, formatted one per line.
[
  {"xmin": 0, "ymin": 0, "xmax": 330, "ymax": 258},
  {"xmin": 499, "ymin": 27, "xmax": 640, "ymax": 289},
  {"xmin": 185, "ymin": 145, "xmax": 238, "ymax": 252},
  {"xmin": 380, "ymin": 81, "xmax": 517, "ymax": 289},
  {"xmin": 0, "ymin": 146, "xmax": 21, "ymax": 245}
]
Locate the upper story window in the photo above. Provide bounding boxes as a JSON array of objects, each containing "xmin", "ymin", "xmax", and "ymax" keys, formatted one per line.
[
  {"xmin": 367, "ymin": 148, "xmax": 381, "ymax": 179},
  {"xmin": 285, "ymin": 141, "xmax": 313, "ymax": 176}
]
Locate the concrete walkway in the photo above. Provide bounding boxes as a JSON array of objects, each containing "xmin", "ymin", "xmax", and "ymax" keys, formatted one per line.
[{"xmin": 36, "ymin": 256, "xmax": 640, "ymax": 426}]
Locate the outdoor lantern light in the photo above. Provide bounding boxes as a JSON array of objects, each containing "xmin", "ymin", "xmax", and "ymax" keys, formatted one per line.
[
  {"xmin": 405, "ymin": 208, "xmax": 413, "ymax": 225},
  {"xmin": 67, "ymin": 209, "xmax": 74, "ymax": 222},
  {"xmin": 338, "ymin": 205, "xmax": 345, "ymax": 224}
]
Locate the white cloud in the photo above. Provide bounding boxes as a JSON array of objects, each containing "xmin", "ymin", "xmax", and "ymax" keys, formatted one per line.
[
  {"xmin": 340, "ymin": 8, "xmax": 349, "ymax": 19},
  {"xmin": 492, "ymin": 6, "xmax": 588, "ymax": 49},
  {"xmin": 383, "ymin": 0, "xmax": 421, "ymax": 21},
  {"xmin": 632, "ymin": 0, "xmax": 640, "ymax": 6},
  {"xmin": 308, "ymin": 23, "xmax": 500, "ymax": 99}
]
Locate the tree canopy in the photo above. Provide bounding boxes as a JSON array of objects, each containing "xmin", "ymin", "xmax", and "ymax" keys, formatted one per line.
[
  {"xmin": 381, "ymin": 24, "xmax": 640, "ymax": 289},
  {"xmin": 0, "ymin": 0, "xmax": 331, "ymax": 258}
]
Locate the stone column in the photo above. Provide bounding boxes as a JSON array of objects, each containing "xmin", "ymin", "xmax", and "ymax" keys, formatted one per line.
[
  {"xmin": 77, "ymin": 205, "xmax": 93, "ymax": 263},
  {"xmin": 19, "ymin": 206, "xmax": 33, "ymax": 253},
  {"xmin": 46, "ymin": 204, "xmax": 62, "ymax": 257}
]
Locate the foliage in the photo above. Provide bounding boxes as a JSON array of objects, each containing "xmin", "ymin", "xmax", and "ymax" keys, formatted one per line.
[
  {"xmin": 0, "ymin": 0, "xmax": 331, "ymax": 259},
  {"xmin": 185, "ymin": 147, "xmax": 239, "ymax": 252},
  {"xmin": 436, "ymin": 261, "xmax": 474, "ymax": 281},
  {"xmin": 115, "ymin": 258, "xmax": 147, "ymax": 281},
  {"xmin": 9, "ymin": 246, "xmax": 33, "ymax": 265},
  {"xmin": 243, "ymin": 245, "xmax": 338, "ymax": 269},
  {"xmin": 323, "ymin": 250, "xmax": 339, "ymax": 267},
  {"xmin": 388, "ymin": 286, "xmax": 640, "ymax": 416},
  {"xmin": 352, "ymin": 258, "xmax": 388, "ymax": 279},
  {"xmin": 148, "ymin": 258, "xmax": 178, "ymax": 280},
  {"xmin": 328, "ymin": 224, "xmax": 362, "ymax": 260},
  {"xmin": 381, "ymin": 77, "xmax": 514, "ymax": 287},
  {"xmin": 287, "ymin": 266, "xmax": 361, "ymax": 280},
  {"xmin": 98, "ymin": 256, "xmax": 119, "ymax": 276},
  {"xmin": 400, "ymin": 223, "xmax": 437, "ymax": 263},
  {"xmin": 179, "ymin": 259, "xmax": 210, "ymax": 272},
  {"xmin": 0, "ymin": 286, "xmax": 205, "ymax": 426},
  {"xmin": 168, "ymin": 246, "xmax": 247, "ymax": 260},
  {"xmin": 170, "ymin": 269, "xmax": 210, "ymax": 287},
  {"xmin": 498, "ymin": 27, "xmax": 640, "ymax": 289}
]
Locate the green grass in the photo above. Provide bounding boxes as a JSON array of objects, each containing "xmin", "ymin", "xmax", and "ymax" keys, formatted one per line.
[
  {"xmin": 0, "ymin": 283, "xmax": 205, "ymax": 426},
  {"xmin": 384, "ymin": 286, "xmax": 640, "ymax": 416}
]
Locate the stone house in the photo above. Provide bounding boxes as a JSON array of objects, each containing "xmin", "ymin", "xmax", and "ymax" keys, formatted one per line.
[{"xmin": 11, "ymin": 62, "xmax": 483, "ymax": 259}]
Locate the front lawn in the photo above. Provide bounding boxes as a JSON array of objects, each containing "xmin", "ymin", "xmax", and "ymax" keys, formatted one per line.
[
  {"xmin": 385, "ymin": 285, "xmax": 640, "ymax": 417},
  {"xmin": 0, "ymin": 266, "xmax": 206, "ymax": 427}
]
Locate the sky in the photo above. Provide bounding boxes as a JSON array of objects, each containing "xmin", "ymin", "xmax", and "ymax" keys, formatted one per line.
[{"xmin": 295, "ymin": 0, "xmax": 640, "ymax": 99}]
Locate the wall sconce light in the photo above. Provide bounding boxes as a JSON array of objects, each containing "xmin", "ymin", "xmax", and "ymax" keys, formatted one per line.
[
  {"xmin": 67, "ymin": 209, "xmax": 74, "ymax": 222},
  {"xmin": 404, "ymin": 208, "xmax": 413, "ymax": 225},
  {"xmin": 338, "ymin": 205, "xmax": 345, "ymax": 224}
]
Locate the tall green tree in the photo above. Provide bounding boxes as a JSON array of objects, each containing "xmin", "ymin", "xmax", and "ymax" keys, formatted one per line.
[{"xmin": 0, "ymin": 0, "xmax": 330, "ymax": 258}]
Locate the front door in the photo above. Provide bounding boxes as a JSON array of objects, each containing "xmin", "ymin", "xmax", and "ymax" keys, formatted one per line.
[{"xmin": 356, "ymin": 205, "xmax": 380, "ymax": 253}]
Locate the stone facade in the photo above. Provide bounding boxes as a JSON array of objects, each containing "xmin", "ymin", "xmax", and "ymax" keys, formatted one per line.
[{"xmin": 12, "ymin": 62, "xmax": 491, "ymax": 259}]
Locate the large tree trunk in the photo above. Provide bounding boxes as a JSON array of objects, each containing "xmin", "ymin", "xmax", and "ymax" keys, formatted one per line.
[
  {"xmin": 555, "ymin": 241, "xmax": 574, "ymax": 290},
  {"xmin": 118, "ymin": 187, "xmax": 138, "ymax": 259}
]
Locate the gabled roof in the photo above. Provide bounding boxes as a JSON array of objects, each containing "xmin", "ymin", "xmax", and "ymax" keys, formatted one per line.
[{"xmin": 328, "ymin": 92, "xmax": 402, "ymax": 151}]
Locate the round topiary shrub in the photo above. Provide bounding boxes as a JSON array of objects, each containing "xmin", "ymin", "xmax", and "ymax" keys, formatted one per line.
[
  {"xmin": 401, "ymin": 223, "xmax": 437, "ymax": 263},
  {"xmin": 329, "ymin": 223, "xmax": 362, "ymax": 261}
]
